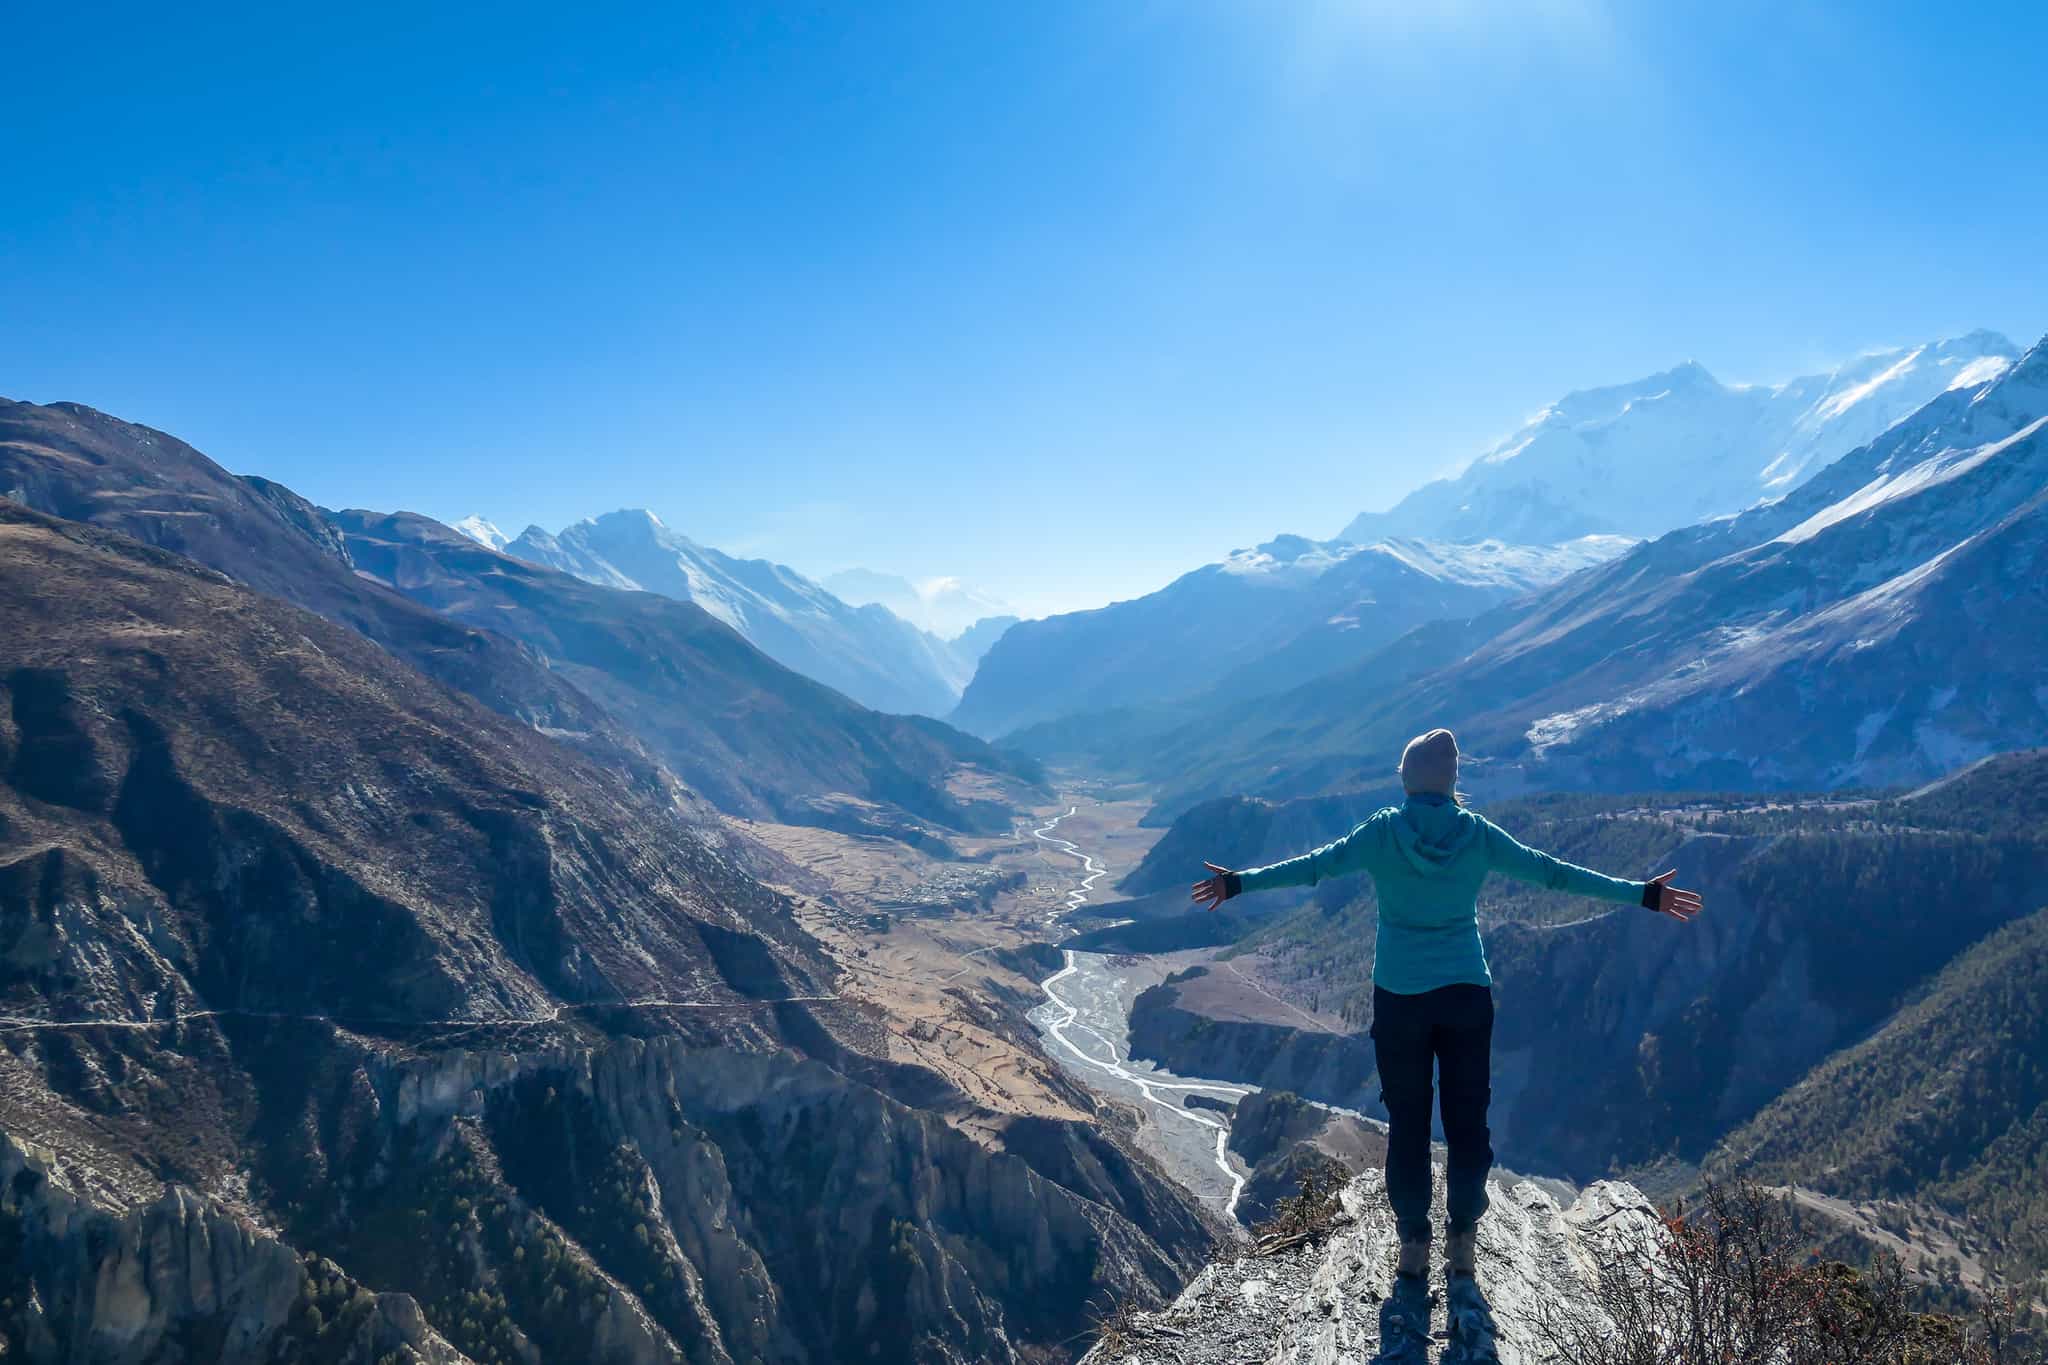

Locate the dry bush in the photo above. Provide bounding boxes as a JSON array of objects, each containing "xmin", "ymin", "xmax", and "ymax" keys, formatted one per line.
[
  {"xmin": 1212, "ymin": 1155, "xmax": 1353, "ymax": 1265},
  {"xmin": 1539, "ymin": 1179, "xmax": 2046, "ymax": 1364},
  {"xmin": 1254, "ymin": 1156, "xmax": 1352, "ymax": 1251}
]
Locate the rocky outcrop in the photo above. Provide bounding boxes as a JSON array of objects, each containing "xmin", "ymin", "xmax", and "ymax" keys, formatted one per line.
[
  {"xmin": 1, "ymin": 1024, "xmax": 1214, "ymax": 1365},
  {"xmin": 1226, "ymin": 1093, "xmax": 1387, "ymax": 1228},
  {"xmin": 0, "ymin": 499, "xmax": 1208, "ymax": 1363},
  {"xmin": 1085, "ymin": 1168, "xmax": 1660, "ymax": 1364},
  {"xmin": 0, "ymin": 1135, "xmax": 474, "ymax": 1365},
  {"xmin": 1127, "ymin": 972, "xmax": 1376, "ymax": 1113},
  {"xmin": 1122, "ymin": 800, "xmax": 2048, "ymax": 1182}
]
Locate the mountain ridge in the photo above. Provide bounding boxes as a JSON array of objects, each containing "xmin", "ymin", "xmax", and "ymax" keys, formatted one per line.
[
  {"xmin": 1068, "ymin": 331, "xmax": 2048, "ymax": 817},
  {"xmin": 0, "ymin": 495, "xmax": 1206, "ymax": 1363},
  {"xmin": 1339, "ymin": 330, "xmax": 2019, "ymax": 545},
  {"xmin": 0, "ymin": 397, "xmax": 1036, "ymax": 843},
  {"xmin": 491, "ymin": 510, "xmax": 970, "ymax": 716},
  {"xmin": 952, "ymin": 532, "xmax": 1631, "ymax": 738},
  {"xmin": 335, "ymin": 507, "xmax": 1043, "ymax": 840}
]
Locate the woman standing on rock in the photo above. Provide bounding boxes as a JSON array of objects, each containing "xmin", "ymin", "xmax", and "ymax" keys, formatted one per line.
[{"xmin": 1190, "ymin": 728, "xmax": 1702, "ymax": 1282}]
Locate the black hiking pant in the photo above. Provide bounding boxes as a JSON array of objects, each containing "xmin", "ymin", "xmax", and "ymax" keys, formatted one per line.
[{"xmin": 1370, "ymin": 983, "xmax": 1495, "ymax": 1241}]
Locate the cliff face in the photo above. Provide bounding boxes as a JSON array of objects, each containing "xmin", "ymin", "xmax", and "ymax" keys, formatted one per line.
[
  {"xmin": 0, "ymin": 500, "xmax": 1208, "ymax": 1363},
  {"xmin": 1225, "ymin": 1092, "xmax": 1387, "ymax": 1228},
  {"xmin": 1085, "ymin": 1168, "xmax": 1659, "ymax": 1364},
  {"xmin": 2, "ymin": 1025, "xmax": 1214, "ymax": 1365},
  {"xmin": 1126, "ymin": 796, "xmax": 2048, "ymax": 1182},
  {"xmin": 1127, "ymin": 972, "xmax": 1376, "ymax": 1113},
  {"xmin": 0, "ymin": 1136, "xmax": 476, "ymax": 1365}
]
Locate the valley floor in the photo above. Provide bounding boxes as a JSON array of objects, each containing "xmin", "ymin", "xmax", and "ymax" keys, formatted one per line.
[{"xmin": 732, "ymin": 783, "xmax": 1316, "ymax": 1219}]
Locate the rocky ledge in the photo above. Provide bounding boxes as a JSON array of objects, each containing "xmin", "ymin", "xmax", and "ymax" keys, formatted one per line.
[
  {"xmin": 1086, "ymin": 1167, "xmax": 1659, "ymax": 1364},
  {"xmin": 0, "ymin": 1135, "xmax": 473, "ymax": 1365}
]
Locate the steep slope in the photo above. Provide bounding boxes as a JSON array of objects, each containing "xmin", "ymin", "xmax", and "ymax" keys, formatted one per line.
[
  {"xmin": 0, "ymin": 499, "xmax": 829, "ymax": 1039},
  {"xmin": 1085, "ymin": 1170, "xmax": 1659, "ymax": 1365},
  {"xmin": 0, "ymin": 397, "xmax": 1036, "ymax": 841},
  {"xmin": 336, "ymin": 509, "xmax": 1041, "ymax": 841},
  {"xmin": 1137, "ymin": 332, "xmax": 2048, "ymax": 811},
  {"xmin": 0, "ymin": 397, "xmax": 662, "ymax": 791},
  {"xmin": 1223, "ymin": 1090, "xmax": 1386, "ymax": 1227},
  {"xmin": 1340, "ymin": 331, "xmax": 2017, "ymax": 544},
  {"xmin": 952, "ymin": 533, "xmax": 1629, "ymax": 738},
  {"xmin": 1, "ymin": 1135, "xmax": 478, "ymax": 1365},
  {"xmin": 500, "ymin": 511, "xmax": 965, "ymax": 716},
  {"xmin": 0, "ymin": 501, "xmax": 1206, "ymax": 1363},
  {"xmin": 949, "ymin": 614, "xmax": 1020, "ymax": 669},
  {"xmin": 1710, "ymin": 904, "xmax": 2048, "ymax": 1286},
  {"xmin": 1123, "ymin": 784, "xmax": 2048, "ymax": 1184}
]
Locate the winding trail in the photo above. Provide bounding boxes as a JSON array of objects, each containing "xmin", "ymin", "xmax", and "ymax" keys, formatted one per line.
[
  {"xmin": 0, "ymin": 993, "xmax": 840, "ymax": 1038},
  {"xmin": 1027, "ymin": 804, "xmax": 1251, "ymax": 1219}
]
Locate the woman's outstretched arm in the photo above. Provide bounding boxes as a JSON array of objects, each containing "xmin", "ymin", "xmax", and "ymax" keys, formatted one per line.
[
  {"xmin": 1190, "ymin": 818, "xmax": 1380, "ymax": 910},
  {"xmin": 1480, "ymin": 818, "xmax": 1703, "ymax": 920}
]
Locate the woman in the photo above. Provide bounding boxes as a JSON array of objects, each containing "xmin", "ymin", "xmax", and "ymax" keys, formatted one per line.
[{"xmin": 1190, "ymin": 728, "xmax": 1702, "ymax": 1281}]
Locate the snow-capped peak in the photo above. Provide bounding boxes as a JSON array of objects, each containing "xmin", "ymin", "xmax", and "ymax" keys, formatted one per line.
[
  {"xmin": 451, "ymin": 515, "xmax": 510, "ymax": 552},
  {"xmin": 1217, "ymin": 532, "xmax": 1632, "ymax": 591},
  {"xmin": 1339, "ymin": 331, "xmax": 2021, "ymax": 547}
]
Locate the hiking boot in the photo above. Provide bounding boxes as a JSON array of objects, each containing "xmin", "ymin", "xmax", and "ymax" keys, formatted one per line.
[
  {"xmin": 1396, "ymin": 1233, "xmax": 1431, "ymax": 1279},
  {"xmin": 1445, "ymin": 1227, "xmax": 1478, "ymax": 1279}
]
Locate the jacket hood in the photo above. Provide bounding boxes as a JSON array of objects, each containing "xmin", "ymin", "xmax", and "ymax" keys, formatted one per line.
[{"xmin": 1390, "ymin": 794, "xmax": 1482, "ymax": 875}]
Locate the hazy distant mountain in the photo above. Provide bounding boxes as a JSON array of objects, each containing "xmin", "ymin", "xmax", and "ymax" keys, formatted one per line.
[
  {"xmin": 824, "ymin": 567, "xmax": 1017, "ymax": 640},
  {"xmin": 0, "ymin": 399, "xmax": 1036, "ymax": 840},
  {"xmin": 0, "ymin": 399, "xmax": 663, "ymax": 790},
  {"xmin": 1135, "ymin": 332, "xmax": 2048, "ymax": 812},
  {"xmin": 1341, "ymin": 331, "xmax": 2018, "ymax": 545},
  {"xmin": 950, "ymin": 614, "xmax": 1020, "ymax": 668},
  {"xmin": 951, "ymin": 533, "xmax": 1631, "ymax": 738},
  {"xmin": 339, "ymin": 509, "xmax": 1044, "ymax": 840},
  {"xmin": 472, "ymin": 510, "xmax": 967, "ymax": 717}
]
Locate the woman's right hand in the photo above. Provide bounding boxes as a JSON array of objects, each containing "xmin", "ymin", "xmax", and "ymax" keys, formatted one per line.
[
  {"xmin": 1190, "ymin": 861, "xmax": 1238, "ymax": 912},
  {"xmin": 1644, "ymin": 869, "xmax": 1704, "ymax": 922}
]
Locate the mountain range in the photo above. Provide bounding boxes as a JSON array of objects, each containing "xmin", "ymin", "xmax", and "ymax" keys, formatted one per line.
[
  {"xmin": 0, "ymin": 400, "xmax": 1041, "ymax": 844},
  {"xmin": 952, "ymin": 533, "xmax": 1633, "ymax": 738},
  {"xmin": 992, "ymin": 331, "xmax": 2048, "ymax": 817},
  {"xmin": 1339, "ymin": 330, "xmax": 2019, "ymax": 544},
  {"xmin": 5, "ymin": 320, "xmax": 2044, "ymax": 1357},
  {"xmin": 1118, "ymin": 761, "xmax": 2048, "ymax": 1290},
  {"xmin": 0, "ymin": 429, "xmax": 1201, "ymax": 1361},
  {"xmin": 821, "ymin": 566, "xmax": 1017, "ymax": 642},
  {"xmin": 452, "ymin": 511, "xmax": 973, "ymax": 717}
]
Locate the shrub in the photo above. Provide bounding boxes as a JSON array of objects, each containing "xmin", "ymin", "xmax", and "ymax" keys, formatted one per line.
[{"xmin": 1537, "ymin": 1180, "xmax": 2046, "ymax": 1364}]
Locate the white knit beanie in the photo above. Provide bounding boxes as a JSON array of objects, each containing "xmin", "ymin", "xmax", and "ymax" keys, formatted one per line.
[{"xmin": 1399, "ymin": 728, "xmax": 1459, "ymax": 797}]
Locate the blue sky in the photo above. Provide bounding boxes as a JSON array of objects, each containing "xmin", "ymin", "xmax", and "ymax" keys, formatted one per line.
[{"xmin": 5, "ymin": 2, "xmax": 2044, "ymax": 616}]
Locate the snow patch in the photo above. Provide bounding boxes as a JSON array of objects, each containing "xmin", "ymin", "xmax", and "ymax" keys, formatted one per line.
[
  {"xmin": 1774, "ymin": 417, "xmax": 2048, "ymax": 546},
  {"xmin": 1946, "ymin": 355, "xmax": 2012, "ymax": 391},
  {"xmin": 1814, "ymin": 347, "xmax": 1923, "ymax": 423},
  {"xmin": 451, "ymin": 515, "xmax": 510, "ymax": 552},
  {"xmin": 1526, "ymin": 699, "xmax": 1632, "ymax": 756}
]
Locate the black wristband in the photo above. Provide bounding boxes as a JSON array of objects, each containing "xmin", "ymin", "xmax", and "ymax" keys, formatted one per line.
[
  {"xmin": 1640, "ymin": 881, "xmax": 1659, "ymax": 910},
  {"xmin": 1222, "ymin": 872, "xmax": 1242, "ymax": 900}
]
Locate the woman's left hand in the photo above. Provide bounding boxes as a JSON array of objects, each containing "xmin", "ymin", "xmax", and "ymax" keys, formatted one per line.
[{"xmin": 1190, "ymin": 862, "xmax": 1237, "ymax": 912}]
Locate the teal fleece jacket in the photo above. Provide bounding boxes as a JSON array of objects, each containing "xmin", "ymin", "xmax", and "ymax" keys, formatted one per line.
[{"xmin": 1236, "ymin": 794, "xmax": 1647, "ymax": 995}]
